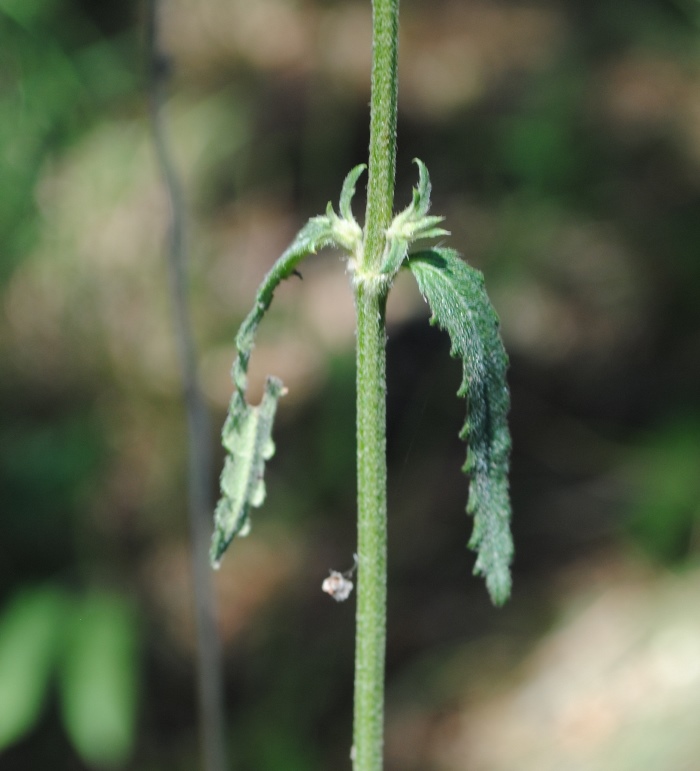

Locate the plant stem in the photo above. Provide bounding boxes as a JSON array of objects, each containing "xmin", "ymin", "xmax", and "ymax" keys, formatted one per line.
[
  {"xmin": 146, "ymin": 4, "xmax": 227, "ymax": 771},
  {"xmin": 353, "ymin": 284, "xmax": 388, "ymax": 771},
  {"xmin": 362, "ymin": 0, "xmax": 399, "ymax": 273},
  {"xmin": 353, "ymin": 1, "xmax": 399, "ymax": 769}
]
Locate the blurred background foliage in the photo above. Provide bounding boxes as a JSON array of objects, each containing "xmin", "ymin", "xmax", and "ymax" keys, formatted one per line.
[{"xmin": 1, "ymin": 0, "xmax": 700, "ymax": 769}]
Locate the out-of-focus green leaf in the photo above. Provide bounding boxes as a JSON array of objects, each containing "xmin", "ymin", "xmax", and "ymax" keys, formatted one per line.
[
  {"xmin": 0, "ymin": 0, "xmax": 58, "ymax": 29},
  {"xmin": 0, "ymin": 585, "xmax": 68, "ymax": 749},
  {"xmin": 257, "ymin": 724, "xmax": 318, "ymax": 771},
  {"xmin": 498, "ymin": 115, "xmax": 575, "ymax": 191},
  {"xmin": 627, "ymin": 417, "xmax": 700, "ymax": 563},
  {"xmin": 58, "ymin": 593, "xmax": 139, "ymax": 768}
]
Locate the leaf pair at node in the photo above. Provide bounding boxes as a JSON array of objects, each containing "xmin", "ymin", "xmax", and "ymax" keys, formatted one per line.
[{"xmin": 211, "ymin": 161, "xmax": 513, "ymax": 605}]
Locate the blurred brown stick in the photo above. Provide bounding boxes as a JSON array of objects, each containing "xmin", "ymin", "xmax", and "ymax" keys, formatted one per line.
[{"xmin": 145, "ymin": 2, "xmax": 228, "ymax": 770}]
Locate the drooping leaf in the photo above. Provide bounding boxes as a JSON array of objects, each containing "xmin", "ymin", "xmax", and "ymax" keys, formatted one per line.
[
  {"xmin": 407, "ymin": 248, "xmax": 513, "ymax": 604},
  {"xmin": 58, "ymin": 593, "xmax": 139, "ymax": 768},
  {"xmin": 212, "ymin": 166, "xmax": 365, "ymax": 566},
  {"xmin": 211, "ymin": 376, "xmax": 286, "ymax": 566},
  {"xmin": 0, "ymin": 586, "xmax": 67, "ymax": 750}
]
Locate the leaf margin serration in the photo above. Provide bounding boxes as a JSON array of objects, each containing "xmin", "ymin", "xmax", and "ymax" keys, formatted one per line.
[
  {"xmin": 211, "ymin": 166, "xmax": 366, "ymax": 567},
  {"xmin": 406, "ymin": 247, "xmax": 513, "ymax": 605}
]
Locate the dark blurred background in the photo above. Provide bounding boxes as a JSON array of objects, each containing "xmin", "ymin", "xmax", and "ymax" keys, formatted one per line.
[{"xmin": 2, "ymin": 0, "xmax": 700, "ymax": 769}]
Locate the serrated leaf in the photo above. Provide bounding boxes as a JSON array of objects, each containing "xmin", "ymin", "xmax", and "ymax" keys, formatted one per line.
[
  {"xmin": 59, "ymin": 593, "xmax": 138, "ymax": 768},
  {"xmin": 0, "ymin": 586, "xmax": 68, "ymax": 750},
  {"xmin": 211, "ymin": 376, "xmax": 286, "ymax": 566},
  {"xmin": 212, "ymin": 181, "xmax": 367, "ymax": 566},
  {"xmin": 212, "ymin": 224, "xmax": 329, "ymax": 567},
  {"xmin": 407, "ymin": 248, "xmax": 513, "ymax": 605}
]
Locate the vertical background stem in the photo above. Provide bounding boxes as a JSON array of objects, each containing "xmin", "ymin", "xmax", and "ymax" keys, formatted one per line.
[
  {"xmin": 146, "ymin": 4, "xmax": 228, "ymax": 771},
  {"xmin": 353, "ymin": 1, "xmax": 399, "ymax": 769}
]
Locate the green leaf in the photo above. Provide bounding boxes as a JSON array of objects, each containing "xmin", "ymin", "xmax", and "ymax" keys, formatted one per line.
[
  {"xmin": 626, "ymin": 417, "xmax": 700, "ymax": 563},
  {"xmin": 212, "ymin": 166, "xmax": 366, "ymax": 566},
  {"xmin": 211, "ymin": 222, "xmax": 336, "ymax": 567},
  {"xmin": 211, "ymin": 376, "xmax": 286, "ymax": 566},
  {"xmin": 406, "ymin": 248, "xmax": 513, "ymax": 605},
  {"xmin": 0, "ymin": 586, "xmax": 67, "ymax": 750},
  {"xmin": 381, "ymin": 159, "xmax": 449, "ymax": 278},
  {"xmin": 58, "ymin": 593, "xmax": 139, "ymax": 768},
  {"xmin": 0, "ymin": 0, "xmax": 59, "ymax": 30},
  {"xmin": 339, "ymin": 163, "xmax": 366, "ymax": 222}
]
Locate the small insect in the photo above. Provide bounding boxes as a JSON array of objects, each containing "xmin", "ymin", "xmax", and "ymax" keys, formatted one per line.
[{"xmin": 322, "ymin": 554, "xmax": 358, "ymax": 602}]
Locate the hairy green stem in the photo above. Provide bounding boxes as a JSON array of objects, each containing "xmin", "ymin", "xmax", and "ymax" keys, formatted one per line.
[
  {"xmin": 362, "ymin": 0, "xmax": 399, "ymax": 273},
  {"xmin": 353, "ymin": 284, "xmax": 388, "ymax": 771},
  {"xmin": 353, "ymin": 0, "xmax": 399, "ymax": 768}
]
